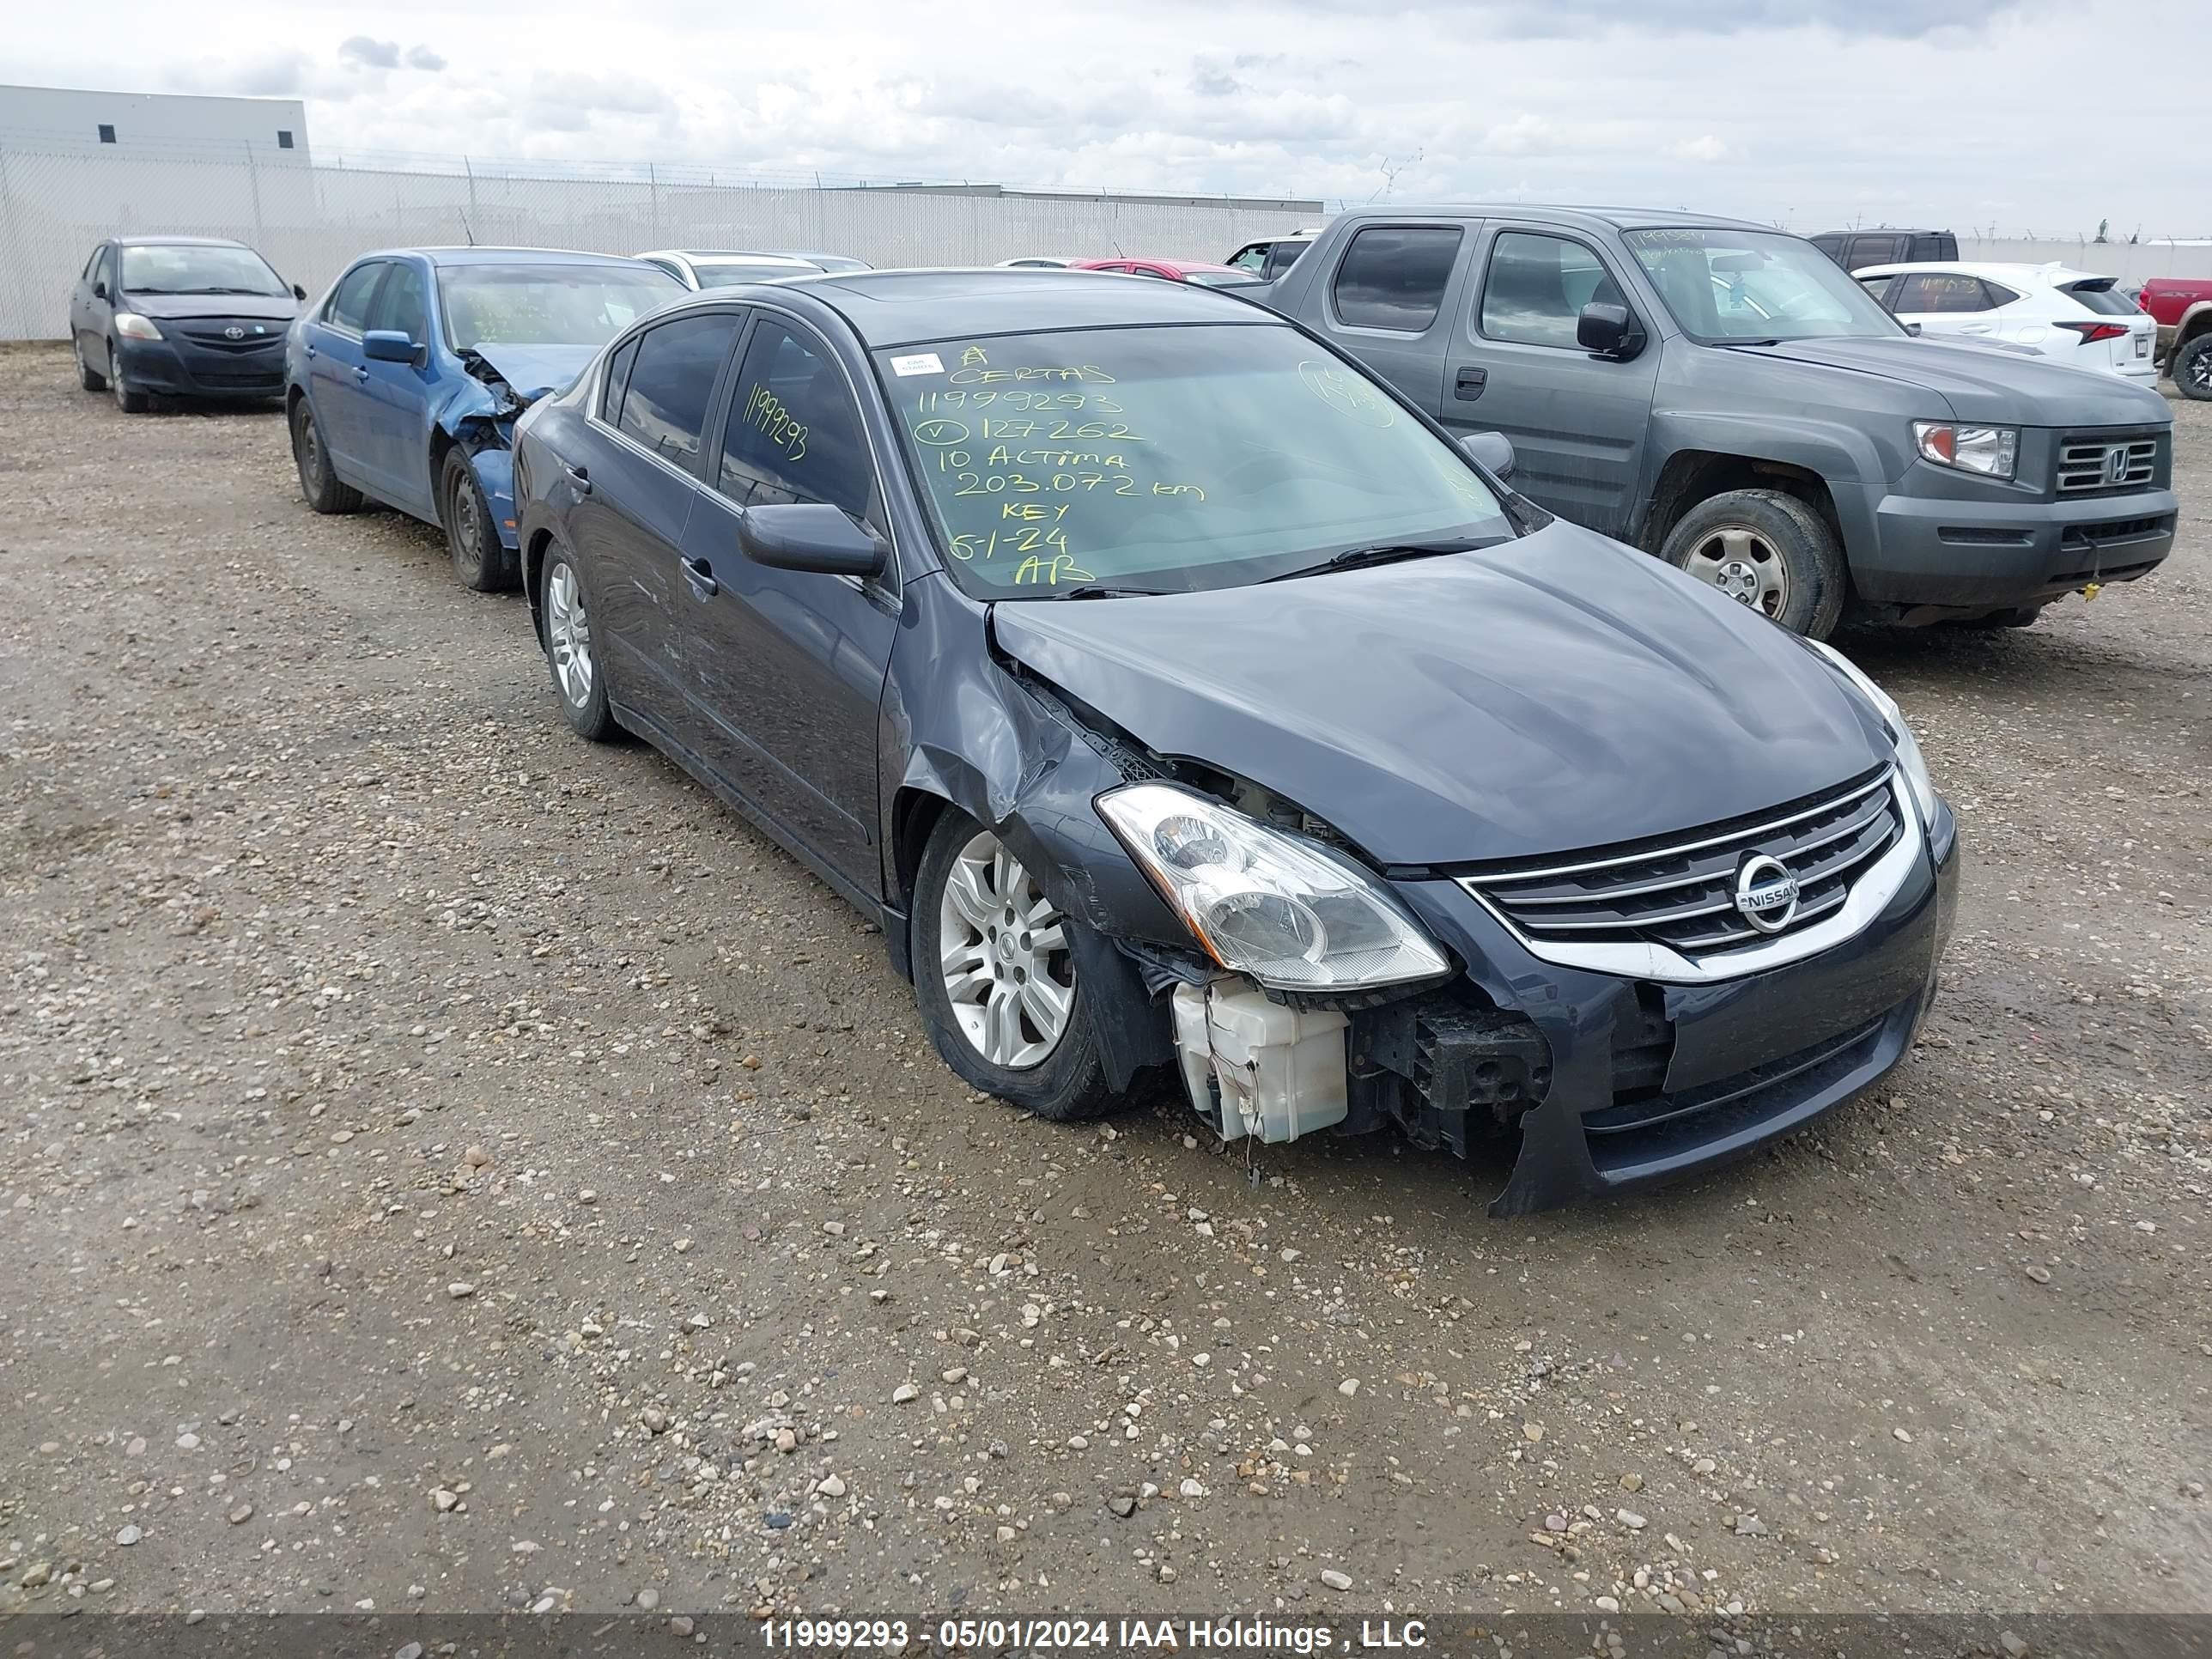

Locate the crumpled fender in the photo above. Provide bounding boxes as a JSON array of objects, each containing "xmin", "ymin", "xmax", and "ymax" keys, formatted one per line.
[
  {"xmin": 880, "ymin": 579, "xmax": 1185, "ymax": 1088},
  {"xmin": 431, "ymin": 379, "xmax": 520, "ymax": 550}
]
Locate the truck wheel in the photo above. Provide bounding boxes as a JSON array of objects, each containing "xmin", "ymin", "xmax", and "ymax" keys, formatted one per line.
[
  {"xmin": 1660, "ymin": 489, "xmax": 1846, "ymax": 640},
  {"xmin": 910, "ymin": 809, "xmax": 1121, "ymax": 1124},
  {"xmin": 2172, "ymin": 334, "xmax": 2212, "ymax": 402}
]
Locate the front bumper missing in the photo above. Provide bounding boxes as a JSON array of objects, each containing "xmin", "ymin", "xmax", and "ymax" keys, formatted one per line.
[{"xmin": 1166, "ymin": 805, "xmax": 1960, "ymax": 1215}]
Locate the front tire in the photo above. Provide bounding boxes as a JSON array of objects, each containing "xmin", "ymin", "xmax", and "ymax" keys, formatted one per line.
[
  {"xmin": 441, "ymin": 447, "xmax": 510, "ymax": 592},
  {"xmin": 291, "ymin": 400, "xmax": 363, "ymax": 513},
  {"xmin": 109, "ymin": 344, "xmax": 149, "ymax": 414},
  {"xmin": 1659, "ymin": 488, "xmax": 1846, "ymax": 640},
  {"xmin": 2172, "ymin": 334, "xmax": 2212, "ymax": 402},
  {"xmin": 540, "ymin": 547, "xmax": 617, "ymax": 742},
  {"xmin": 911, "ymin": 811, "xmax": 1118, "ymax": 1122}
]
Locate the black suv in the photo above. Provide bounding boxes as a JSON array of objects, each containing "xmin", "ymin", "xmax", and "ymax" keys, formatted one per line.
[{"xmin": 1812, "ymin": 228, "xmax": 1960, "ymax": 272}]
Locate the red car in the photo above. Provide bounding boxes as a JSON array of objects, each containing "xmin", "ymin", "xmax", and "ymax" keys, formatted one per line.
[
  {"xmin": 1069, "ymin": 258, "xmax": 1259, "ymax": 289},
  {"xmin": 2138, "ymin": 276, "xmax": 2212, "ymax": 400}
]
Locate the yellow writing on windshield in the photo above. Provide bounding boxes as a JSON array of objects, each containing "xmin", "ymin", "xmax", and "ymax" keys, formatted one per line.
[
  {"xmin": 961, "ymin": 346, "xmax": 989, "ymax": 367},
  {"xmin": 742, "ymin": 382, "xmax": 808, "ymax": 461},
  {"xmin": 949, "ymin": 365, "xmax": 1116, "ymax": 386},
  {"xmin": 1012, "ymin": 553, "xmax": 1093, "ymax": 585},
  {"xmin": 1297, "ymin": 360, "xmax": 1395, "ymax": 428}
]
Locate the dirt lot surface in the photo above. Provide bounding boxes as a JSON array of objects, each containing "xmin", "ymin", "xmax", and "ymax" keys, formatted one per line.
[{"xmin": 1, "ymin": 343, "xmax": 2206, "ymax": 1624}]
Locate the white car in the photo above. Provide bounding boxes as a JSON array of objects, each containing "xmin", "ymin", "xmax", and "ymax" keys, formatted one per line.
[
  {"xmin": 995, "ymin": 257, "xmax": 1078, "ymax": 269},
  {"xmin": 1856, "ymin": 261, "xmax": 2156, "ymax": 384},
  {"xmin": 631, "ymin": 250, "xmax": 825, "ymax": 290}
]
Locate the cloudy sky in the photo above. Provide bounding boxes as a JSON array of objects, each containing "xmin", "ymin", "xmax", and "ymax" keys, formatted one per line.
[{"xmin": 9, "ymin": 0, "xmax": 2204, "ymax": 237}]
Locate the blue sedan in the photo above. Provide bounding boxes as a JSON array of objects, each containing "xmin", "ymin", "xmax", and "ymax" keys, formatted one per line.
[{"xmin": 284, "ymin": 247, "xmax": 684, "ymax": 589}]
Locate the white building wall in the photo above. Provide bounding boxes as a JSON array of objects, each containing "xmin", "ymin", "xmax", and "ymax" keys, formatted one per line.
[{"xmin": 0, "ymin": 83, "xmax": 308, "ymax": 159}]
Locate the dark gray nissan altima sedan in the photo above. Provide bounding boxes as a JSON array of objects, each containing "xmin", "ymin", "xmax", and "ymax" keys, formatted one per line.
[{"xmin": 509, "ymin": 270, "xmax": 1960, "ymax": 1215}]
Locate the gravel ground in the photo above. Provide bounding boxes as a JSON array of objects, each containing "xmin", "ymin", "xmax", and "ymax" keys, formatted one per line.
[{"xmin": 2, "ymin": 343, "xmax": 2206, "ymax": 1623}]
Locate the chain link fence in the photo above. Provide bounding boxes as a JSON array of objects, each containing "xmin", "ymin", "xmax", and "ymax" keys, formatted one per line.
[{"xmin": 0, "ymin": 141, "xmax": 1323, "ymax": 340}]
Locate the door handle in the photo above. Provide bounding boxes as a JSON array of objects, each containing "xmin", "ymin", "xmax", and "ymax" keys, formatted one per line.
[
  {"xmin": 563, "ymin": 463, "xmax": 592, "ymax": 495},
  {"xmin": 354, "ymin": 366, "xmax": 370, "ymax": 383},
  {"xmin": 304, "ymin": 343, "xmax": 317, "ymax": 359},
  {"xmin": 680, "ymin": 556, "xmax": 718, "ymax": 598},
  {"xmin": 1455, "ymin": 366, "xmax": 1488, "ymax": 400}
]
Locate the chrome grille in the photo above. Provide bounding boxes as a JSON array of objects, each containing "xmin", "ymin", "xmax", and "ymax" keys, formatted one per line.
[
  {"xmin": 2056, "ymin": 435, "xmax": 2159, "ymax": 494},
  {"xmin": 1461, "ymin": 770, "xmax": 1904, "ymax": 961}
]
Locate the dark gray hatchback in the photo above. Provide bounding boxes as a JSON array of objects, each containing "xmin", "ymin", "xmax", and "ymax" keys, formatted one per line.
[{"xmin": 510, "ymin": 270, "xmax": 1960, "ymax": 1214}]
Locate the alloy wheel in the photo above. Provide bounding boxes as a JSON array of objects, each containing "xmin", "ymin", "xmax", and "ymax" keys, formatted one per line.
[
  {"xmin": 545, "ymin": 562, "xmax": 595, "ymax": 706},
  {"xmin": 2189, "ymin": 348, "xmax": 2212, "ymax": 398},
  {"xmin": 1679, "ymin": 524, "xmax": 1790, "ymax": 618},
  {"xmin": 937, "ymin": 829, "xmax": 1075, "ymax": 1071}
]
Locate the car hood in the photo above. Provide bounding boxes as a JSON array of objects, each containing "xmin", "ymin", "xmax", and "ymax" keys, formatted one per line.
[
  {"xmin": 469, "ymin": 343, "xmax": 599, "ymax": 402},
  {"xmin": 1730, "ymin": 335, "xmax": 2171, "ymax": 426},
  {"xmin": 122, "ymin": 292, "xmax": 298, "ymax": 323},
  {"xmin": 990, "ymin": 521, "xmax": 1892, "ymax": 866}
]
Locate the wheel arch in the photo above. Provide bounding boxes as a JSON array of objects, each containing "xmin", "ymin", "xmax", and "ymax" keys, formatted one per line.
[{"xmin": 1641, "ymin": 449, "xmax": 1845, "ymax": 556}]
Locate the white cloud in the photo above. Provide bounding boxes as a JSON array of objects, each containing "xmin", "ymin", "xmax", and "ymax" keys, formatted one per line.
[{"xmin": 8, "ymin": 0, "xmax": 2207, "ymax": 237}]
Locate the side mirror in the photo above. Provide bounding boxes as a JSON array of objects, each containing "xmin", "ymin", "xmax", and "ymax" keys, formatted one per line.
[
  {"xmin": 1577, "ymin": 301, "xmax": 1644, "ymax": 360},
  {"xmin": 738, "ymin": 503, "xmax": 887, "ymax": 580},
  {"xmin": 93, "ymin": 281, "xmax": 108, "ymax": 301},
  {"xmin": 293, "ymin": 283, "xmax": 307, "ymax": 301},
  {"xmin": 1903, "ymin": 321, "xmax": 1923, "ymax": 337},
  {"xmin": 1460, "ymin": 431, "xmax": 1515, "ymax": 481},
  {"xmin": 362, "ymin": 329, "xmax": 422, "ymax": 364}
]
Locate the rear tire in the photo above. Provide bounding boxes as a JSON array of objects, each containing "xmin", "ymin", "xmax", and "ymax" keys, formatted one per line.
[
  {"xmin": 911, "ymin": 809, "xmax": 1121, "ymax": 1123},
  {"xmin": 291, "ymin": 400, "xmax": 363, "ymax": 513},
  {"xmin": 76, "ymin": 337, "xmax": 106, "ymax": 391},
  {"xmin": 1659, "ymin": 488, "xmax": 1846, "ymax": 640},
  {"xmin": 2172, "ymin": 333, "xmax": 2212, "ymax": 402},
  {"xmin": 540, "ymin": 546, "xmax": 618, "ymax": 742},
  {"xmin": 441, "ymin": 447, "xmax": 510, "ymax": 592},
  {"xmin": 109, "ymin": 344, "xmax": 149, "ymax": 414}
]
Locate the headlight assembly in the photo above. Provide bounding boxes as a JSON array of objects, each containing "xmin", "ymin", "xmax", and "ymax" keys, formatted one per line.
[
  {"xmin": 1912, "ymin": 420, "xmax": 2017, "ymax": 481},
  {"xmin": 1807, "ymin": 640, "xmax": 1942, "ymax": 828},
  {"xmin": 1096, "ymin": 783, "xmax": 1450, "ymax": 991},
  {"xmin": 113, "ymin": 312, "xmax": 163, "ymax": 341}
]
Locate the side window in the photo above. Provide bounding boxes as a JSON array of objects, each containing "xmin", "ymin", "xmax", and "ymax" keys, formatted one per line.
[
  {"xmin": 1135, "ymin": 265, "xmax": 1177, "ymax": 280},
  {"xmin": 82, "ymin": 246, "xmax": 104, "ymax": 281},
  {"xmin": 1856, "ymin": 275, "xmax": 1897, "ymax": 307},
  {"xmin": 1812, "ymin": 235, "xmax": 1846, "ymax": 262},
  {"xmin": 1849, "ymin": 236, "xmax": 1905, "ymax": 270},
  {"xmin": 1333, "ymin": 227, "xmax": 1462, "ymax": 331},
  {"xmin": 718, "ymin": 319, "xmax": 880, "ymax": 530},
  {"xmin": 1980, "ymin": 281, "xmax": 2023, "ymax": 308},
  {"xmin": 600, "ymin": 337, "xmax": 641, "ymax": 425},
  {"xmin": 325, "ymin": 262, "xmax": 385, "ymax": 331},
  {"xmin": 97, "ymin": 246, "xmax": 118, "ymax": 291},
  {"xmin": 1480, "ymin": 232, "xmax": 1620, "ymax": 348},
  {"xmin": 1896, "ymin": 273, "xmax": 1988, "ymax": 314},
  {"xmin": 617, "ymin": 312, "xmax": 742, "ymax": 473},
  {"xmin": 365, "ymin": 262, "xmax": 428, "ymax": 340}
]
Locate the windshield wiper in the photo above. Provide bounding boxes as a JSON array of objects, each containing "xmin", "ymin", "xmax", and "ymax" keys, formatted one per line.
[
  {"xmin": 190, "ymin": 286, "xmax": 281, "ymax": 295},
  {"xmin": 1261, "ymin": 536, "xmax": 1496, "ymax": 583},
  {"xmin": 1056, "ymin": 585, "xmax": 1164, "ymax": 600}
]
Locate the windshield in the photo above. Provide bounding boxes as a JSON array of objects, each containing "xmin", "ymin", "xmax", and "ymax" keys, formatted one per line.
[
  {"xmin": 437, "ymin": 264, "xmax": 682, "ymax": 350},
  {"xmin": 695, "ymin": 262, "xmax": 816, "ymax": 289},
  {"xmin": 1623, "ymin": 228, "xmax": 1905, "ymax": 343},
  {"xmin": 879, "ymin": 323, "xmax": 1512, "ymax": 599},
  {"xmin": 121, "ymin": 243, "xmax": 287, "ymax": 296}
]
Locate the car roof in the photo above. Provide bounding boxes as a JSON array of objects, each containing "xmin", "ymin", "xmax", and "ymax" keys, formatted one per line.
[
  {"xmin": 113, "ymin": 234, "xmax": 252, "ymax": 248},
  {"xmin": 1855, "ymin": 260, "xmax": 2107, "ymax": 284},
  {"xmin": 357, "ymin": 246, "xmax": 663, "ymax": 270},
  {"xmin": 1351, "ymin": 203, "xmax": 1783, "ymax": 235},
  {"xmin": 639, "ymin": 249, "xmax": 823, "ymax": 268},
  {"xmin": 1075, "ymin": 258, "xmax": 1245, "ymax": 274},
  {"xmin": 653, "ymin": 267, "xmax": 1267, "ymax": 350}
]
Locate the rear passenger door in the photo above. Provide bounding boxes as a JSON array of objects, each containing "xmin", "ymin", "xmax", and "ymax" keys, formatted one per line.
[
  {"xmin": 680, "ymin": 311, "xmax": 901, "ymax": 888},
  {"xmin": 1890, "ymin": 270, "xmax": 1999, "ymax": 341},
  {"xmin": 1446, "ymin": 226, "xmax": 1659, "ymax": 538},
  {"xmin": 1317, "ymin": 223, "xmax": 1468, "ymax": 415},
  {"xmin": 575, "ymin": 309, "xmax": 747, "ymax": 744}
]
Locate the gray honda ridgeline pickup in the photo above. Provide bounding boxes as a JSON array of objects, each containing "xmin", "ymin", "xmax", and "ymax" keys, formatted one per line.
[{"xmin": 1248, "ymin": 207, "xmax": 2177, "ymax": 638}]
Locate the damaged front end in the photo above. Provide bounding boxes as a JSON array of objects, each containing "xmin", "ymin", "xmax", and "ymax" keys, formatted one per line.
[{"xmin": 450, "ymin": 343, "xmax": 599, "ymax": 551}]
